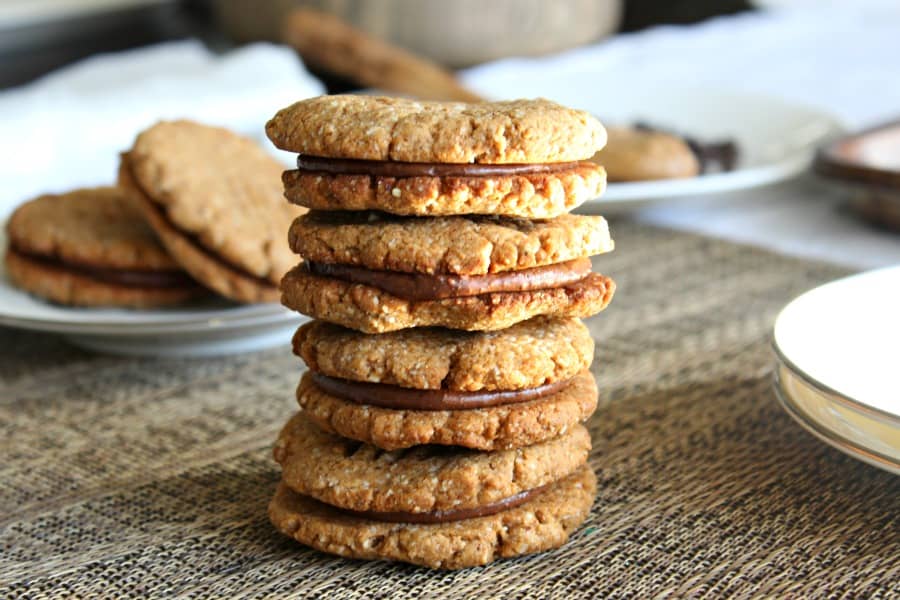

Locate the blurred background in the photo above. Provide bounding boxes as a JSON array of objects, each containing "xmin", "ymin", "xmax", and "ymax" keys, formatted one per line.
[
  {"xmin": 0, "ymin": 0, "xmax": 753, "ymax": 89},
  {"xmin": 1, "ymin": 0, "xmax": 899, "ymax": 270}
]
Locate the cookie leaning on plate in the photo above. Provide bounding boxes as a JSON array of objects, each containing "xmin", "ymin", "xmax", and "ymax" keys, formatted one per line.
[
  {"xmin": 4, "ymin": 187, "xmax": 205, "ymax": 307},
  {"xmin": 118, "ymin": 120, "xmax": 305, "ymax": 303},
  {"xmin": 266, "ymin": 96, "xmax": 607, "ymax": 218},
  {"xmin": 291, "ymin": 318, "xmax": 598, "ymax": 450},
  {"xmin": 280, "ymin": 211, "xmax": 616, "ymax": 333}
]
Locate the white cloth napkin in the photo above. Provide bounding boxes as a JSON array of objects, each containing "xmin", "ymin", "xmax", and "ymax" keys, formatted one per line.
[{"xmin": 0, "ymin": 41, "xmax": 323, "ymax": 215}]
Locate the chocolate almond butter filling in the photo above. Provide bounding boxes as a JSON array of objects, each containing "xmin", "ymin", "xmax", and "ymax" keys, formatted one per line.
[
  {"xmin": 311, "ymin": 372, "xmax": 573, "ymax": 411},
  {"xmin": 344, "ymin": 484, "xmax": 550, "ymax": 524},
  {"xmin": 8, "ymin": 246, "xmax": 196, "ymax": 289},
  {"xmin": 306, "ymin": 258, "xmax": 592, "ymax": 301},
  {"xmin": 297, "ymin": 155, "xmax": 591, "ymax": 177}
]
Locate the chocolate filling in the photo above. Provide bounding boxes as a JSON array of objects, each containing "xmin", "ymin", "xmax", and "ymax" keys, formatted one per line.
[
  {"xmin": 297, "ymin": 155, "xmax": 590, "ymax": 178},
  {"xmin": 306, "ymin": 258, "xmax": 592, "ymax": 301},
  {"xmin": 9, "ymin": 246, "xmax": 195, "ymax": 289},
  {"xmin": 311, "ymin": 372, "xmax": 572, "ymax": 411},
  {"xmin": 345, "ymin": 484, "xmax": 550, "ymax": 524}
]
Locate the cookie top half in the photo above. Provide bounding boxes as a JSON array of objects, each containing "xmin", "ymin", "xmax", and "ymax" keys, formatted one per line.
[
  {"xmin": 294, "ymin": 316, "xmax": 594, "ymax": 392},
  {"xmin": 6, "ymin": 187, "xmax": 178, "ymax": 271},
  {"xmin": 266, "ymin": 96, "xmax": 606, "ymax": 164}
]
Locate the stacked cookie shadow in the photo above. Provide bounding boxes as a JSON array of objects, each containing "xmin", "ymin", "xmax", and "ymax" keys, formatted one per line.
[{"xmin": 265, "ymin": 96, "xmax": 616, "ymax": 569}]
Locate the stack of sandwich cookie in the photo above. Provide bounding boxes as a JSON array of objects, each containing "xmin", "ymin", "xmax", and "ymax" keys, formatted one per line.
[{"xmin": 266, "ymin": 95, "xmax": 616, "ymax": 569}]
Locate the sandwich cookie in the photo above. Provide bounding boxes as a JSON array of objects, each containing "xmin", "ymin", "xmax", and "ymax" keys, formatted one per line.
[
  {"xmin": 274, "ymin": 411, "xmax": 591, "ymax": 515},
  {"xmin": 266, "ymin": 96, "xmax": 607, "ymax": 218},
  {"xmin": 281, "ymin": 212, "xmax": 615, "ymax": 333},
  {"xmin": 292, "ymin": 317, "xmax": 598, "ymax": 450},
  {"xmin": 118, "ymin": 120, "xmax": 305, "ymax": 303},
  {"xmin": 269, "ymin": 465, "xmax": 596, "ymax": 569},
  {"xmin": 4, "ymin": 187, "xmax": 205, "ymax": 307}
]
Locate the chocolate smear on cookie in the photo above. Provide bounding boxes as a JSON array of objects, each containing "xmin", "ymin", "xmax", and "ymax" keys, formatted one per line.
[
  {"xmin": 306, "ymin": 258, "xmax": 592, "ymax": 301},
  {"xmin": 311, "ymin": 372, "xmax": 573, "ymax": 410},
  {"xmin": 8, "ymin": 247, "xmax": 197, "ymax": 289},
  {"xmin": 298, "ymin": 155, "xmax": 591, "ymax": 178}
]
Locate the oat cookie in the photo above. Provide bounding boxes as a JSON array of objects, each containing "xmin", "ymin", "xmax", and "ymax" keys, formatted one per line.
[
  {"xmin": 120, "ymin": 120, "xmax": 305, "ymax": 303},
  {"xmin": 269, "ymin": 465, "xmax": 597, "ymax": 569},
  {"xmin": 275, "ymin": 411, "xmax": 590, "ymax": 513},
  {"xmin": 289, "ymin": 212, "xmax": 613, "ymax": 276},
  {"xmin": 280, "ymin": 266, "xmax": 615, "ymax": 333},
  {"xmin": 4, "ymin": 187, "xmax": 203, "ymax": 307},
  {"xmin": 281, "ymin": 163, "xmax": 605, "ymax": 218},
  {"xmin": 266, "ymin": 96, "xmax": 606, "ymax": 164},
  {"xmin": 594, "ymin": 126, "xmax": 700, "ymax": 182},
  {"xmin": 296, "ymin": 369, "xmax": 597, "ymax": 451},
  {"xmin": 293, "ymin": 317, "xmax": 593, "ymax": 392}
]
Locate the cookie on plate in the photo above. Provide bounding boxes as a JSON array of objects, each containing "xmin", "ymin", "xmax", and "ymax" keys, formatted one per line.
[
  {"xmin": 118, "ymin": 120, "xmax": 305, "ymax": 303},
  {"xmin": 593, "ymin": 126, "xmax": 700, "ymax": 182},
  {"xmin": 4, "ymin": 187, "xmax": 205, "ymax": 307},
  {"xmin": 280, "ymin": 211, "xmax": 615, "ymax": 333},
  {"xmin": 266, "ymin": 96, "xmax": 607, "ymax": 218},
  {"xmin": 291, "ymin": 317, "xmax": 598, "ymax": 450}
]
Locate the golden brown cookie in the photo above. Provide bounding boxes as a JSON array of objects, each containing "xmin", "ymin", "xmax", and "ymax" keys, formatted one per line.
[
  {"xmin": 296, "ymin": 369, "xmax": 598, "ymax": 451},
  {"xmin": 281, "ymin": 163, "xmax": 606, "ymax": 218},
  {"xmin": 275, "ymin": 411, "xmax": 590, "ymax": 514},
  {"xmin": 119, "ymin": 120, "xmax": 305, "ymax": 303},
  {"xmin": 593, "ymin": 126, "xmax": 700, "ymax": 182},
  {"xmin": 4, "ymin": 187, "xmax": 205, "ymax": 307},
  {"xmin": 280, "ymin": 266, "xmax": 615, "ymax": 333},
  {"xmin": 293, "ymin": 317, "xmax": 594, "ymax": 392},
  {"xmin": 268, "ymin": 465, "xmax": 597, "ymax": 569},
  {"xmin": 266, "ymin": 96, "xmax": 606, "ymax": 164},
  {"xmin": 289, "ymin": 212, "xmax": 614, "ymax": 276}
]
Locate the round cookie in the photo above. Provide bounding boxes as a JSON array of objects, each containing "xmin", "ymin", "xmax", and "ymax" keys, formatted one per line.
[
  {"xmin": 275, "ymin": 411, "xmax": 591, "ymax": 514},
  {"xmin": 296, "ymin": 369, "xmax": 598, "ymax": 451},
  {"xmin": 289, "ymin": 212, "xmax": 614, "ymax": 276},
  {"xmin": 4, "ymin": 187, "xmax": 204, "ymax": 308},
  {"xmin": 266, "ymin": 96, "xmax": 607, "ymax": 164},
  {"xmin": 269, "ymin": 465, "xmax": 597, "ymax": 569},
  {"xmin": 594, "ymin": 126, "xmax": 700, "ymax": 182},
  {"xmin": 119, "ymin": 120, "xmax": 305, "ymax": 303},
  {"xmin": 280, "ymin": 266, "xmax": 615, "ymax": 333},
  {"xmin": 293, "ymin": 317, "xmax": 594, "ymax": 392},
  {"xmin": 281, "ymin": 163, "xmax": 605, "ymax": 218}
]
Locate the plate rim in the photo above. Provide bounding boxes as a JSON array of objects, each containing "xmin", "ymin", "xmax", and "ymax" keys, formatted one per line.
[
  {"xmin": 773, "ymin": 357, "xmax": 900, "ymax": 475},
  {"xmin": 772, "ymin": 265, "xmax": 900, "ymax": 420},
  {"xmin": 772, "ymin": 341, "xmax": 900, "ymax": 427}
]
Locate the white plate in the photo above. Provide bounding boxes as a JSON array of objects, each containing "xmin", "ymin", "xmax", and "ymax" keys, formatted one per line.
[
  {"xmin": 564, "ymin": 85, "xmax": 844, "ymax": 211},
  {"xmin": 773, "ymin": 266, "xmax": 900, "ymax": 474},
  {"xmin": 0, "ymin": 228, "xmax": 304, "ymax": 357}
]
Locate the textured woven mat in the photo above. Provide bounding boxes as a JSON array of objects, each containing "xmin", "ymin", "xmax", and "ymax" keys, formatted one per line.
[{"xmin": 2, "ymin": 221, "xmax": 898, "ymax": 599}]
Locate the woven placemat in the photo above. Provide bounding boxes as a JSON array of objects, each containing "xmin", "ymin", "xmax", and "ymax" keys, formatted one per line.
[{"xmin": 2, "ymin": 221, "xmax": 898, "ymax": 598}]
